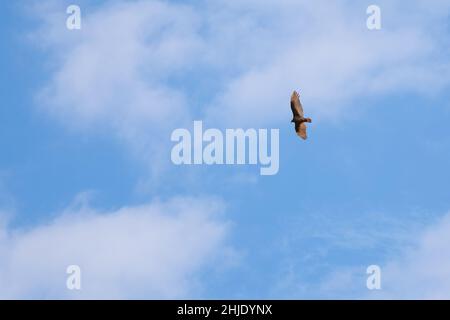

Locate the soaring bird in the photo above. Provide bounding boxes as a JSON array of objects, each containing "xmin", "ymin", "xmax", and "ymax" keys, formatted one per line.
[{"xmin": 290, "ymin": 90, "xmax": 312, "ymax": 140}]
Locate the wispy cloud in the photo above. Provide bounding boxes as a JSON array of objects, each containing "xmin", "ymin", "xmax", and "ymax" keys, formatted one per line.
[
  {"xmin": 34, "ymin": 0, "xmax": 201, "ymax": 178},
  {"xmin": 205, "ymin": 0, "xmax": 450, "ymax": 126},
  {"xmin": 35, "ymin": 0, "xmax": 450, "ymax": 145},
  {"xmin": 268, "ymin": 209, "xmax": 441, "ymax": 298},
  {"xmin": 0, "ymin": 196, "xmax": 231, "ymax": 299},
  {"xmin": 272, "ymin": 210, "xmax": 450, "ymax": 299},
  {"xmin": 376, "ymin": 211, "xmax": 450, "ymax": 299}
]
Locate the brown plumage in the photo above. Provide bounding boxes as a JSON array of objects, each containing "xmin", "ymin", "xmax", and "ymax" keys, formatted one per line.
[{"xmin": 290, "ymin": 90, "xmax": 312, "ymax": 140}]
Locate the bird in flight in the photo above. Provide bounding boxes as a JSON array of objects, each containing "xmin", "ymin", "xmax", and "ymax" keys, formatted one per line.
[{"xmin": 290, "ymin": 90, "xmax": 312, "ymax": 140}]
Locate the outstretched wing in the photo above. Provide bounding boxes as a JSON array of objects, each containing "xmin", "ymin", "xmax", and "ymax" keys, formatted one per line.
[
  {"xmin": 295, "ymin": 122, "xmax": 307, "ymax": 140},
  {"xmin": 290, "ymin": 91, "xmax": 304, "ymax": 118}
]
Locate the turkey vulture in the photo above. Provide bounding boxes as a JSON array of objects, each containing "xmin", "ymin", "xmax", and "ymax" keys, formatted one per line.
[{"xmin": 290, "ymin": 90, "xmax": 312, "ymax": 140}]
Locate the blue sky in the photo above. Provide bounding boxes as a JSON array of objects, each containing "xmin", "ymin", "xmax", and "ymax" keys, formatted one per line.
[{"xmin": 1, "ymin": 0, "xmax": 450, "ymax": 299}]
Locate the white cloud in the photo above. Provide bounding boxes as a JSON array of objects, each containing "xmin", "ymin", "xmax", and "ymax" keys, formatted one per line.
[
  {"xmin": 0, "ymin": 196, "xmax": 231, "ymax": 299},
  {"xmin": 282, "ymin": 211, "xmax": 450, "ymax": 299},
  {"xmin": 34, "ymin": 0, "xmax": 450, "ymax": 135},
  {"xmin": 34, "ymin": 0, "xmax": 203, "ymax": 176},
  {"xmin": 372, "ymin": 211, "xmax": 450, "ymax": 299},
  {"xmin": 267, "ymin": 208, "xmax": 450, "ymax": 299},
  {"xmin": 204, "ymin": 0, "xmax": 450, "ymax": 126}
]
